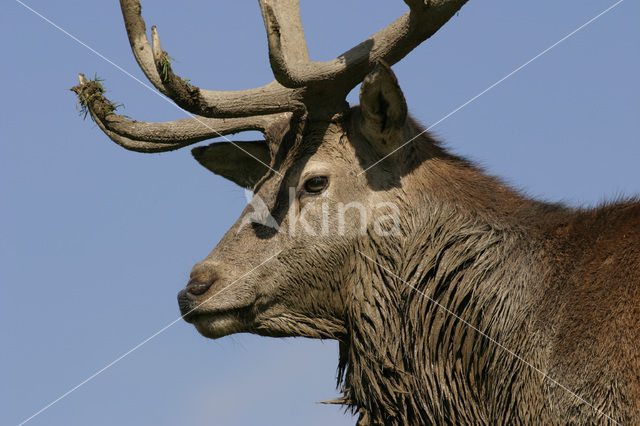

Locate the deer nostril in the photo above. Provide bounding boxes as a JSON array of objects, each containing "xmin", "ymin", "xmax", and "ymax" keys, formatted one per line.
[{"xmin": 186, "ymin": 281, "xmax": 213, "ymax": 297}]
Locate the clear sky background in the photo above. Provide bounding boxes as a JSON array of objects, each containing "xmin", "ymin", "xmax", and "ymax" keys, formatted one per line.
[{"xmin": 1, "ymin": 1, "xmax": 638, "ymax": 425}]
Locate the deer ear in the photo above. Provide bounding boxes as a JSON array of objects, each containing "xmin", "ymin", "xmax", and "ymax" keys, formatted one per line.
[
  {"xmin": 191, "ymin": 141, "xmax": 271, "ymax": 189},
  {"xmin": 358, "ymin": 61, "xmax": 408, "ymax": 153}
]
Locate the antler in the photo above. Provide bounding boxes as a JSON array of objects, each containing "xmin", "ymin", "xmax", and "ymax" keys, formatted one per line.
[
  {"xmin": 119, "ymin": 0, "xmax": 300, "ymax": 118},
  {"xmin": 260, "ymin": 0, "xmax": 469, "ymax": 93},
  {"xmin": 71, "ymin": 74, "xmax": 288, "ymax": 153},
  {"xmin": 73, "ymin": 0, "xmax": 468, "ymax": 154}
]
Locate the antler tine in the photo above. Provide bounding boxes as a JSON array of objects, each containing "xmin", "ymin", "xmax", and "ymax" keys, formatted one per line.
[
  {"xmin": 259, "ymin": 0, "xmax": 311, "ymax": 88},
  {"xmin": 260, "ymin": 0, "xmax": 468, "ymax": 93},
  {"xmin": 120, "ymin": 0, "xmax": 299, "ymax": 118},
  {"xmin": 72, "ymin": 74, "xmax": 288, "ymax": 153},
  {"xmin": 119, "ymin": 0, "xmax": 167, "ymax": 95}
]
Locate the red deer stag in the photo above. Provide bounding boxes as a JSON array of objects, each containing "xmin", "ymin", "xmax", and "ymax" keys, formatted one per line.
[{"xmin": 72, "ymin": 0, "xmax": 639, "ymax": 424}]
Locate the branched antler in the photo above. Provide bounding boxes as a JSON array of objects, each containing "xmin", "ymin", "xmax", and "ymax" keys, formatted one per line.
[
  {"xmin": 74, "ymin": 0, "xmax": 468, "ymax": 155},
  {"xmin": 260, "ymin": 0, "xmax": 468, "ymax": 93},
  {"xmin": 71, "ymin": 74, "xmax": 288, "ymax": 153},
  {"xmin": 147, "ymin": 25, "xmax": 299, "ymax": 118}
]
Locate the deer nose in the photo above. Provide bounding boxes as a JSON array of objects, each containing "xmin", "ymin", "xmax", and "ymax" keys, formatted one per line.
[
  {"xmin": 178, "ymin": 278, "xmax": 215, "ymax": 317},
  {"xmin": 185, "ymin": 280, "xmax": 213, "ymax": 297},
  {"xmin": 184, "ymin": 261, "xmax": 220, "ymax": 298}
]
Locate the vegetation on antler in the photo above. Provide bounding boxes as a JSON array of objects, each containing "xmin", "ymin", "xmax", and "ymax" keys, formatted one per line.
[
  {"xmin": 158, "ymin": 53, "xmax": 174, "ymax": 83},
  {"xmin": 71, "ymin": 74, "xmax": 123, "ymax": 120}
]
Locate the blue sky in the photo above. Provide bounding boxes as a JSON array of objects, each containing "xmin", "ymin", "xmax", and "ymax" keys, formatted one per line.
[{"xmin": 1, "ymin": 1, "xmax": 638, "ymax": 425}]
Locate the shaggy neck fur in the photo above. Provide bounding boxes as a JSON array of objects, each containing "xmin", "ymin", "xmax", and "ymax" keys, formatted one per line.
[{"xmin": 338, "ymin": 134, "xmax": 565, "ymax": 424}]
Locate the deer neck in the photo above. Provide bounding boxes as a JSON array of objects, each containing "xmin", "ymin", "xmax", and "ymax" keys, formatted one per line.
[{"xmin": 339, "ymin": 164, "xmax": 553, "ymax": 423}]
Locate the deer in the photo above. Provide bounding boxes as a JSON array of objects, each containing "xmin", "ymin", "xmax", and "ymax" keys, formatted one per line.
[{"xmin": 72, "ymin": 0, "xmax": 640, "ymax": 424}]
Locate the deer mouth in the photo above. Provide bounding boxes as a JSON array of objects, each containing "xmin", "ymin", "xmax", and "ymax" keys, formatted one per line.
[
  {"xmin": 177, "ymin": 287, "xmax": 255, "ymax": 338},
  {"xmin": 180, "ymin": 304, "xmax": 252, "ymax": 323},
  {"xmin": 185, "ymin": 307, "xmax": 254, "ymax": 339}
]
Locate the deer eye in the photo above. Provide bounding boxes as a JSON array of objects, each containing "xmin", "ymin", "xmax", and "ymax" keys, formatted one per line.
[{"xmin": 303, "ymin": 176, "xmax": 329, "ymax": 194}]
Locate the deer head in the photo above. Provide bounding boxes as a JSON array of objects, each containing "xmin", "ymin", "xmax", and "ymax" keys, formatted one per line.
[{"xmin": 72, "ymin": 0, "xmax": 469, "ymax": 339}]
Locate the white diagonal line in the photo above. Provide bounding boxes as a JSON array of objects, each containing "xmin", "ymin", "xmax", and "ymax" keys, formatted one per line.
[
  {"xmin": 15, "ymin": 0, "xmax": 282, "ymax": 177},
  {"xmin": 357, "ymin": 250, "xmax": 619, "ymax": 424},
  {"xmin": 359, "ymin": 0, "xmax": 625, "ymax": 176},
  {"xmin": 17, "ymin": 251, "xmax": 282, "ymax": 426}
]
